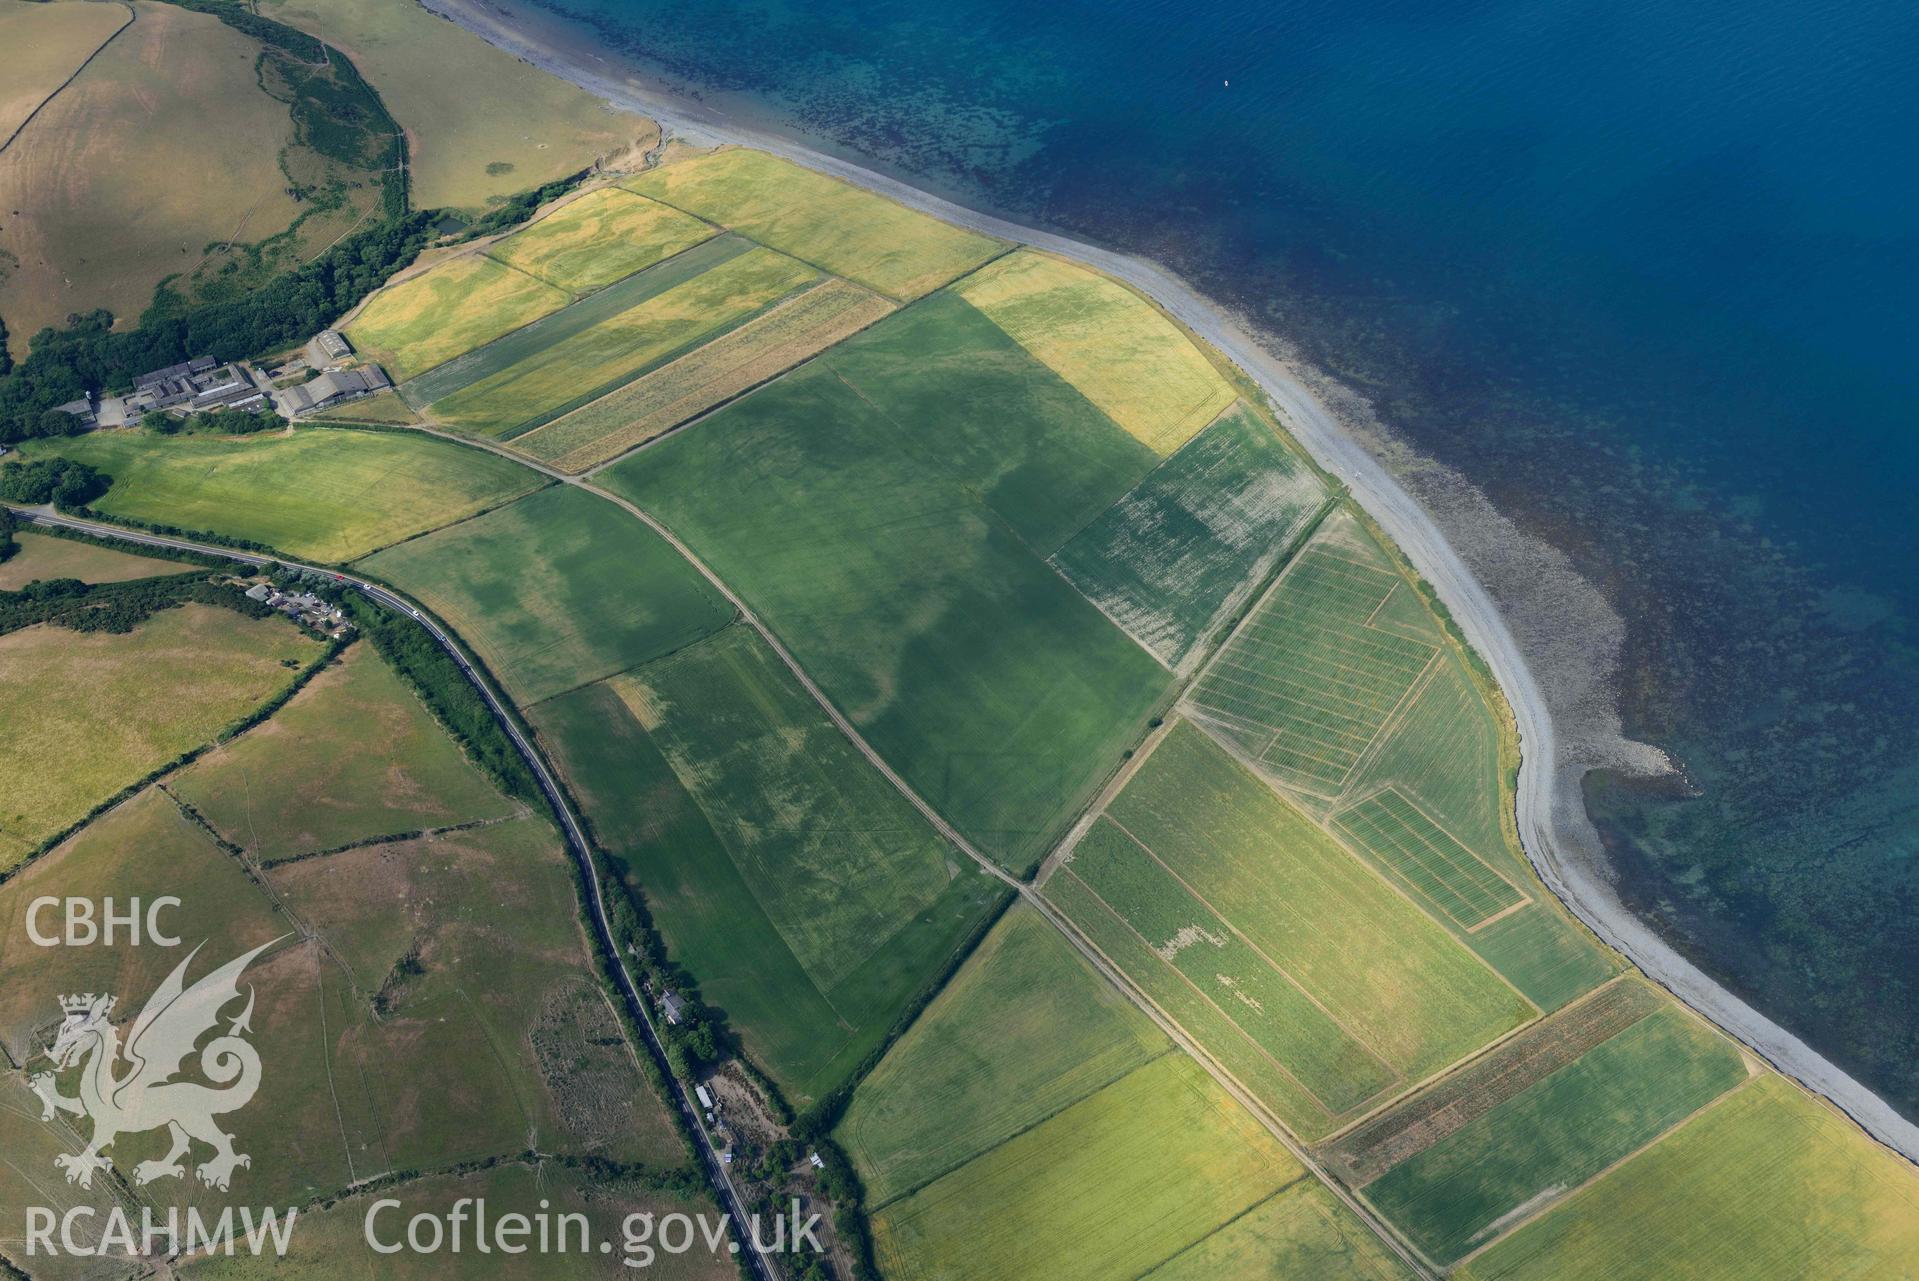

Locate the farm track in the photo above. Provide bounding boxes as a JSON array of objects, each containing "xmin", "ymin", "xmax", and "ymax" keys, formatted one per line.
[{"xmin": 3, "ymin": 504, "xmax": 776, "ymax": 1281}]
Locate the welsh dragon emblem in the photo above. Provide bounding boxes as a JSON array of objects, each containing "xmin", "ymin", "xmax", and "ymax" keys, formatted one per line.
[{"xmin": 30, "ymin": 938, "xmax": 282, "ymax": 1192}]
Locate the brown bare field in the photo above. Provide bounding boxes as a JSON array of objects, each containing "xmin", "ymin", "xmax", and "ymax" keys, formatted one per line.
[
  {"xmin": 1322, "ymin": 978, "xmax": 1666, "ymax": 1185},
  {"xmin": 516, "ymin": 278, "xmax": 895, "ymax": 470}
]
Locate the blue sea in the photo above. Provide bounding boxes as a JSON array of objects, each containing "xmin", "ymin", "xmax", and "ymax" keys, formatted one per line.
[{"xmin": 523, "ymin": 0, "xmax": 1919, "ymax": 1113}]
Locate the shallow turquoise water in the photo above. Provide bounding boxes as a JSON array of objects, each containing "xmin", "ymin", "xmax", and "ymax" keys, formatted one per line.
[{"xmin": 525, "ymin": 0, "xmax": 1919, "ymax": 1115}]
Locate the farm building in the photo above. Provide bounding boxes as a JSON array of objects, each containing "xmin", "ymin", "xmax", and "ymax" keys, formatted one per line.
[{"xmin": 273, "ymin": 366, "xmax": 392, "ymax": 417}]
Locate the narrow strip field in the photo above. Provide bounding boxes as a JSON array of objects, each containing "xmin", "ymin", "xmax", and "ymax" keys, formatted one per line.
[
  {"xmin": 955, "ymin": 248, "xmax": 1235, "ymax": 455},
  {"xmin": 359, "ymin": 484, "xmax": 733, "ymax": 705},
  {"xmin": 1054, "ymin": 401, "xmax": 1328, "ymax": 667},
  {"xmin": 347, "ymin": 253, "xmax": 571, "ymax": 381},
  {"xmin": 0, "ymin": 530, "xmax": 183, "ymax": 589},
  {"xmin": 21, "ymin": 428, "xmax": 542, "ymax": 562},
  {"xmin": 485, "ymin": 186, "xmax": 716, "ymax": 292},
  {"xmin": 429, "ymin": 245, "xmax": 819, "ymax": 438},
  {"xmin": 396, "ymin": 234, "xmax": 753, "ymax": 407},
  {"xmin": 515, "ymin": 279, "xmax": 895, "ymax": 470},
  {"xmin": 1332, "ymin": 788, "xmax": 1525, "ymax": 930},
  {"xmin": 624, "ymin": 146, "xmax": 1005, "ymax": 300}
]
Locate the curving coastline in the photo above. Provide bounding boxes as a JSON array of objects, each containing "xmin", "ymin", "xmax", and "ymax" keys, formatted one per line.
[{"xmin": 413, "ymin": 0, "xmax": 1919, "ymax": 1164}]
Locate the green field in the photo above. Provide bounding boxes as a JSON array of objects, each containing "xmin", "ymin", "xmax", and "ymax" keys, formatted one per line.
[
  {"xmin": 1457, "ymin": 1075, "xmax": 1919, "ymax": 1281},
  {"xmin": 1143, "ymin": 1180, "xmax": 1415, "ymax": 1281},
  {"xmin": 0, "ymin": 529, "xmax": 184, "ymax": 589},
  {"xmin": 427, "ymin": 244, "xmax": 819, "ymax": 438},
  {"xmin": 624, "ymin": 147, "xmax": 1004, "ymax": 300},
  {"xmin": 487, "ymin": 186, "xmax": 717, "ymax": 293},
  {"xmin": 360, "ymin": 484, "xmax": 733, "ymax": 705},
  {"xmin": 1185, "ymin": 513, "xmax": 1618, "ymax": 1011},
  {"xmin": 0, "ymin": 605, "xmax": 316, "ymax": 868},
  {"xmin": 533, "ymin": 628, "xmax": 1002, "ymax": 1104},
  {"xmin": 515, "ymin": 278, "xmax": 896, "ymax": 471},
  {"xmin": 872, "ymin": 1052, "xmax": 1299, "ymax": 1281},
  {"xmin": 22, "ymin": 428, "xmax": 542, "ymax": 562},
  {"xmin": 1332, "ymin": 788, "xmax": 1525, "ymax": 930},
  {"xmin": 1050, "ymin": 721, "xmax": 1530, "ymax": 1130},
  {"xmin": 1054, "ymin": 402, "xmax": 1328, "ymax": 668},
  {"xmin": 955, "ymin": 249, "xmax": 1235, "ymax": 455},
  {"xmin": 171, "ymin": 641, "xmax": 518, "ymax": 862},
  {"xmin": 1190, "ymin": 526, "xmax": 1440, "ymax": 797},
  {"xmin": 837, "ymin": 903, "xmax": 1170, "ymax": 1205},
  {"xmin": 346, "ymin": 252, "xmax": 572, "ymax": 381},
  {"xmin": 1363, "ymin": 1005, "xmax": 1747, "ymax": 1262},
  {"xmin": 601, "ymin": 349, "xmax": 1171, "ymax": 871}
]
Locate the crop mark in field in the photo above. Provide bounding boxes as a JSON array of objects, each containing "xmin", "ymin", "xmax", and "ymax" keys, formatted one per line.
[
  {"xmin": 1331, "ymin": 788, "xmax": 1528, "ymax": 930},
  {"xmin": 1187, "ymin": 545, "xmax": 1440, "ymax": 798},
  {"xmin": 1321, "ymin": 977, "xmax": 1664, "ymax": 1186}
]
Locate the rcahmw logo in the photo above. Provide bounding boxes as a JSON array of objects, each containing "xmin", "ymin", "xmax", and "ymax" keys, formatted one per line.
[{"xmin": 22, "ymin": 935, "xmax": 304, "ymax": 1260}]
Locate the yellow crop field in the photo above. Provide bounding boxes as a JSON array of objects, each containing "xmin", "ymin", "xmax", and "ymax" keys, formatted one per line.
[
  {"xmin": 262, "ymin": 0, "xmax": 655, "ymax": 212},
  {"xmin": 956, "ymin": 249, "xmax": 1235, "ymax": 455},
  {"xmin": 488, "ymin": 187, "xmax": 716, "ymax": 292},
  {"xmin": 516, "ymin": 278, "xmax": 895, "ymax": 470},
  {"xmin": 0, "ymin": 2, "xmax": 308, "ymax": 352},
  {"xmin": 345, "ymin": 253, "xmax": 570, "ymax": 380},
  {"xmin": 0, "ymin": 605, "xmax": 316, "ymax": 868},
  {"xmin": 0, "ymin": 0, "xmax": 130, "ymax": 143},
  {"xmin": 1457, "ymin": 1075, "xmax": 1919, "ymax": 1280},
  {"xmin": 624, "ymin": 147, "xmax": 1005, "ymax": 300}
]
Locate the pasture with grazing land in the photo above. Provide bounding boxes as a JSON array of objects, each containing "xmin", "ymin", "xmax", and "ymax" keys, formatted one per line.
[
  {"xmin": 171, "ymin": 641, "xmax": 518, "ymax": 862},
  {"xmin": 262, "ymin": 0, "xmax": 656, "ymax": 213},
  {"xmin": 836, "ymin": 903, "xmax": 1170, "ymax": 1206},
  {"xmin": 1048, "ymin": 720, "xmax": 1531, "ymax": 1134},
  {"xmin": 1456, "ymin": 1075, "xmax": 1919, "ymax": 1281},
  {"xmin": 0, "ymin": 605, "xmax": 315, "ymax": 868},
  {"xmin": 0, "ymin": 1, "xmax": 384, "ymax": 353},
  {"xmin": 624, "ymin": 147, "xmax": 1005, "ymax": 300},
  {"xmin": 487, "ymin": 186, "xmax": 716, "ymax": 293},
  {"xmin": 0, "ymin": 0, "xmax": 131, "ymax": 144},
  {"xmin": 360, "ymin": 484, "xmax": 733, "ymax": 706},
  {"xmin": 1356, "ymin": 992, "xmax": 1748, "ymax": 1262},
  {"xmin": 601, "ymin": 357, "xmax": 1171, "ymax": 872},
  {"xmin": 956, "ymin": 249, "xmax": 1235, "ymax": 455},
  {"xmin": 1054, "ymin": 401, "xmax": 1329, "ymax": 667},
  {"xmin": 346, "ymin": 253, "xmax": 572, "ymax": 381},
  {"xmin": 871, "ymin": 1052, "xmax": 1300, "ymax": 1281},
  {"xmin": 515, "ymin": 278, "xmax": 896, "ymax": 471},
  {"xmin": 0, "ymin": 530, "xmax": 184, "ymax": 590},
  {"xmin": 22, "ymin": 428, "xmax": 542, "ymax": 562},
  {"xmin": 427, "ymin": 244, "xmax": 818, "ymax": 438},
  {"xmin": 533, "ymin": 627, "xmax": 1001, "ymax": 1104}
]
